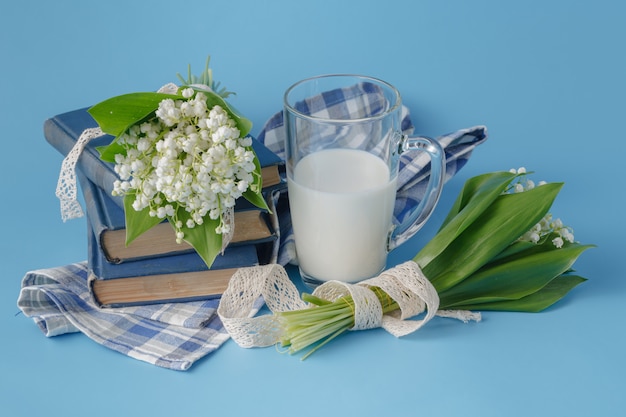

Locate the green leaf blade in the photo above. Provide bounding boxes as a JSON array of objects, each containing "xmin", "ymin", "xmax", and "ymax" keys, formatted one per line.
[
  {"xmin": 423, "ymin": 182, "xmax": 564, "ymax": 293},
  {"xmin": 243, "ymin": 188, "xmax": 269, "ymax": 212},
  {"xmin": 175, "ymin": 208, "xmax": 222, "ymax": 268},
  {"xmin": 88, "ymin": 92, "xmax": 180, "ymax": 138},
  {"xmin": 440, "ymin": 171, "xmax": 518, "ymax": 228},
  {"xmin": 123, "ymin": 192, "xmax": 162, "ymax": 246},
  {"xmin": 439, "ymin": 242, "xmax": 593, "ymax": 308},
  {"xmin": 415, "ymin": 171, "xmax": 518, "ymax": 267},
  {"xmin": 449, "ymin": 274, "xmax": 588, "ymax": 313},
  {"xmin": 96, "ymin": 142, "xmax": 126, "ymax": 164}
]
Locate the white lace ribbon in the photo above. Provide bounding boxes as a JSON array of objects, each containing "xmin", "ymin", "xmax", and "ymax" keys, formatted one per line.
[
  {"xmin": 220, "ymin": 207, "xmax": 235, "ymax": 252},
  {"xmin": 55, "ymin": 127, "xmax": 105, "ymax": 221},
  {"xmin": 217, "ymin": 260, "xmax": 481, "ymax": 349},
  {"xmin": 218, "ymin": 264, "xmax": 307, "ymax": 348}
]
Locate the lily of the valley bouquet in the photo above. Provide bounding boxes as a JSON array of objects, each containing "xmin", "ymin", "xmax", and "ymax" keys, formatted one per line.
[
  {"xmin": 88, "ymin": 58, "xmax": 268, "ymax": 267},
  {"xmin": 217, "ymin": 168, "xmax": 593, "ymax": 359}
]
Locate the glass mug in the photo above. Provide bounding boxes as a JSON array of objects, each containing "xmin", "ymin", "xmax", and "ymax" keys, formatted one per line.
[{"xmin": 284, "ymin": 74, "xmax": 445, "ymax": 288}]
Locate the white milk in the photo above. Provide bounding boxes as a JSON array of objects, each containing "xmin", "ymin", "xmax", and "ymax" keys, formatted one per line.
[{"xmin": 288, "ymin": 148, "xmax": 397, "ymax": 283}]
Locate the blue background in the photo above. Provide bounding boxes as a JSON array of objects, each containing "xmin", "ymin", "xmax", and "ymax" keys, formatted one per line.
[{"xmin": 1, "ymin": 1, "xmax": 624, "ymax": 416}]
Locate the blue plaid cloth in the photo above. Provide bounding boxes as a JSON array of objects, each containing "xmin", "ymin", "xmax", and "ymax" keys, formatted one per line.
[
  {"xmin": 18, "ymin": 85, "xmax": 486, "ymax": 370},
  {"xmin": 17, "ymin": 262, "xmax": 247, "ymax": 370}
]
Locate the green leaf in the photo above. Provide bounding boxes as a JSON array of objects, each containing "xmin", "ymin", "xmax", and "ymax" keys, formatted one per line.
[
  {"xmin": 449, "ymin": 274, "xmax": 588, "ymax": 312},
  {"xmin": 123, "ymin": 191, "xmax": 162, "ymax": 246},
  {"xmin": 88, "ymin": 92, "xmax": 181, "ymax": 138},
  {"xmin": 415, "ymin": 171, "xmax": 518, "ymax": 267},
  {"xmin": 175, "ymin": 208, "xmax": 222, "ymax": 268},
  {"xmin": 422, "ymin": 182, "xmax": 563, "ymax": 292},
  {"xmin": 96, "ymin": 141, "xmax": 126, "ymax": 163},
  {"xmin": 243, "ymin": 188, "xmax": 269, "ymax": 212},
  {"xmin": 89, "ymin": 91, "xmax": 181, "ymax": 163},
  {"xmin": 487, "ymin": 233, "xmax": 589, "ymax": 265},
  {"xmin": 488, "ymin": 239, "xmax": 537, "ymax": 263},
  {"xmin": 439, "ymin": 241, "xmax": 593, "ymax": 308},
  {"xmin": 440, "ymin": 171, "xmax": 518, "ymax": 229}
]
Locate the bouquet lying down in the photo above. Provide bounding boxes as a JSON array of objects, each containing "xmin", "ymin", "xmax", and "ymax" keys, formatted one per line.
[{"xmin": 217, "ymin": 168, "xmax": 593, "ymax": 359}]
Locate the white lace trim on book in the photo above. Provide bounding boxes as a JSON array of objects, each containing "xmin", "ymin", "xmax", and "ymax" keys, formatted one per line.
[{"xmin": 56, "ymin": 127, "xmax": 104, "ymax": 221}]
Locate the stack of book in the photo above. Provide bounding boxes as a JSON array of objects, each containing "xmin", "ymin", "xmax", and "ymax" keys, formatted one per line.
[{"xmin": 45, "ymin": 107, "xmax": 286, "ymax": 307}]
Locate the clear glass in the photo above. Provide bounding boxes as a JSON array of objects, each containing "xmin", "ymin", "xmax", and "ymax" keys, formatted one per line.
[{"xmin": 284, "ymin": 74, "xmax": 445, "ymax": 288}]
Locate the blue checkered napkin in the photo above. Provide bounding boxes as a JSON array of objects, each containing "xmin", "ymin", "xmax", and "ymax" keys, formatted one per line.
[
  {"xmin": 258, "ymin": 83, "xmax": 487, "ymax": 265},
  {"xmin": 16, "ymin": 262, "xmax": 250, "ymax": 371}
]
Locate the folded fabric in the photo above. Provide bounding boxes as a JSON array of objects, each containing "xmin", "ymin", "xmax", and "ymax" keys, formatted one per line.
[
  {"xmin": 18, "ymin": 87, "xmax": 487, "ymax": 370},
  {"xmin": 17, "ymin": 262, "xmax": 258, "ymax": 370}
]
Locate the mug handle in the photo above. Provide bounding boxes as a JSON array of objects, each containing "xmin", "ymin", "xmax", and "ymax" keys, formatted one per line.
[{"xmin": 387, "ymin": 135, "xmax": 446, "ymax": 251}]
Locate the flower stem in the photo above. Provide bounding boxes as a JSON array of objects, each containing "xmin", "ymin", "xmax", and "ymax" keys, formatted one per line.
[{"xmin": 277, "ymin": 286, "xmax": 400, "ymax": 359}]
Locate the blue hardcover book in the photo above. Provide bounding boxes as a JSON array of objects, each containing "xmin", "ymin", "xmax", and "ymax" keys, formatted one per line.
[
  {"xmin": 86, "ymin": 220, "xmax": 260, "ymax": 307},
  {"xmin": 77, "ymin": 171, "xmax": 278, "ymax": 264},
  {"xmin": 44, "ymin": 107, "xmax": 286, "ymax": 209},
  {"xmin": 87, "ymin": 220, "xmax": 259, "ymax": 279}
]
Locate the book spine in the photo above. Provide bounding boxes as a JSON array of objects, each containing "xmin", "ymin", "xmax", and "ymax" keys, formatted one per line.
[
  {"xmin": 79, "ymin": 168, "xmax": 280, "ymax": 263},
  {"xmin": 92, "ymin": 290, "xmax": 227, "ymax": 308},
  {"xmin": 78, "ymin": 172, "xmax": 112, "ymax": 263},
  {"xmin": 87, "ymin": 220, "xmax": 259, "ymax": 280}
]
